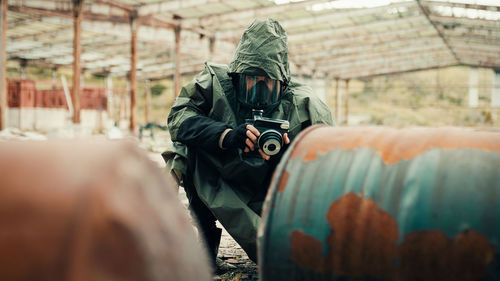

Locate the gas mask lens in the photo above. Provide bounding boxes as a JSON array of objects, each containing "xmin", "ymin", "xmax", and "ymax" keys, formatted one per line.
[{"xmin": 237, "ymin": 74, "xmax": 282, "ymax": 109}]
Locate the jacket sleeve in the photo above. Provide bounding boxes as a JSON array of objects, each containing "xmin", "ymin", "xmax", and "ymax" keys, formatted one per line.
[
  {"xmin": 168, "ymin": 68, "xmax": 215, "ymax": 141},
  {"xmin": 177, "ymin": 115, "xmax": 230, "ymax": 151}
]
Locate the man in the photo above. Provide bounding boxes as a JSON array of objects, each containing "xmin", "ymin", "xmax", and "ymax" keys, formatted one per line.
[{"xmin": 163, "ymin": 18, "xmax": 334, "ymax": 268}]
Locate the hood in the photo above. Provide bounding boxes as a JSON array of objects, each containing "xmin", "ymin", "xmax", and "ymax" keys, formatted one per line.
[{"xmin": 228, "ymin": 18, "xmax": 290, "ymax": 85}]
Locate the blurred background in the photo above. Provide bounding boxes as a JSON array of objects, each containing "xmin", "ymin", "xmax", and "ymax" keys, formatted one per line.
[{"xmin": 0, "ymin": 0, "xmax": 499, "ymax": 138}]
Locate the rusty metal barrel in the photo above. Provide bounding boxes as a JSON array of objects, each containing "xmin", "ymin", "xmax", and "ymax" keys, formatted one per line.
[
  {"xmin": 0, "ymin": 140, "xmax": 211, "ymax": 281},
  {"xmin": 259, "ymin": 126, "xmax": 500, "ymax": 281}
]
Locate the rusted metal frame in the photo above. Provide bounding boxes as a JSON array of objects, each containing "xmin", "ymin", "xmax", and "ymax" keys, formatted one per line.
[
  {"xmin": 138, "ymin": 63, "xmax": 202, "ymax": 82},
  {"xmin": 293, "ymin": 36, "xmax": 444, "ymax": 62},
  {"xmin": 416, "ymin": 0, "xmax": 461, "ymax": 64},
  {"xmin": 319, "ymin": 52, "xmax": 457, "ymax": 77},
  {"xmin": 309, "ymin": 49, "xmax": 451, "ymax": 72},
  {"xmin": 284, "ymin": 1, "xmax": 418, "ymax": 31},
  {"xmin": 317, "ymin": 52, "xmax": 456, "ymax": 76},
  {"xmin": 443, "ymin": 33, "xmax": 500, "ymax": 46},
  {"xmin": 167, "ymin": 0, "xmax": 322, "ymax": 27},
  {"xmin": 332, "ymin": 60, "xmax": 459, "ymax": 80},
  {"xmin": 0, "ymin": 0, "xmax": 6, "ymax": 130},
  {"xmin": 129, "ymin": 14, "xmax": 138, "ymax": 132},
  {"xmin": 289, "ymin": 24, "xmax": 434, "ymax": 54},
  {"xmin": 334, "ymin": 78, "xmax": 340, "ymax": 124},
  {"xmin": 174, "ymin": 25, "xmax": 181, "ymax": 97},
  {"xmin": 312, "ymin": 44, "xmax": 450, "ymax": 69},
  {"xmin": 448, "ymin": 42, "xmax": 500, "ymax": 54},
  {"xmin": 208, "ymin": 36, "xmax": 215, "ymax": 61},
  {"xmin": 72, "ymin": 0, "xmax": 83, "ymax": 124},
  {"xmin": 286, "ymin": 15, "xmax": 427, "ymax": 44},
  {"xmin": 8, "ymin": 4, "xmax": 178, "ymax": 31},
  {"xmin": 195, "ymin": 0, "xmax": 414, "ymax": 34},
  {"xmin": 429, "ymin": 14, "xmax": 500, "ymax": 31},
  {"xmin": 344, "ymin": 79, "xmax": 349, "ymax": 126},
  {"xmin": 145, "ymin": 79, "xmax": 150, "ymax": 124},
  {"xmin": 9, "ymin": 25, "xmax": 72, "ymax": 40},
  {"xmin": 8, "ymin": 5, "xmax": 131, "ymax": 24},
  {"xmin": 460, "ymin": 61, "xmax": 500, "ymax": 69},
  {"xmin": 93, "ymin": 0, "xmax": 136, "ymax": 13},
  {"xmin": 424, "ymin": 1, "xmax": 500, "ymax": 12}
]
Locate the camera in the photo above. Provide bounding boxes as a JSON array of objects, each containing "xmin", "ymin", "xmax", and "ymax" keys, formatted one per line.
[{"xmin": 246, "ymin": 109, "xmax": 289, "ymax": 156}]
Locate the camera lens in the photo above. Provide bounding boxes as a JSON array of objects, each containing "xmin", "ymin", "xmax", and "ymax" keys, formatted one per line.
[
  {"xmin": 258, "ymin": 130, "xmax": 283, "ymax": 156},
  {"xmin": 268, "ymin": 144, "xmax": 277, "ymax": 151}
]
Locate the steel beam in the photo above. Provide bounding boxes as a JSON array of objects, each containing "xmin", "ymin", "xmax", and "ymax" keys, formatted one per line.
[
  {"xmin": 0, "ymin": 0, "xmax": 6, "ymax": 130},
  {"xmin": 145, "ymin": 79, "xmax": 150, "ymax": 124},
  {"xmin": 344, "ymin": 79, "xmax": 349, "ymax": 126},
  {"xmin": 418, "ymin": 0, "xmax": 465, "ymax": 64},
  {"xmin": 129, "ymin": 15, "xmax": 137, "ymax": 132},
  {"xmin": 72, "ymin": 0, "xmax": 82, "ymax": 124},
  {"xmin": 174, "ymin": 25, "xmax": 181, "ymax": 97}
]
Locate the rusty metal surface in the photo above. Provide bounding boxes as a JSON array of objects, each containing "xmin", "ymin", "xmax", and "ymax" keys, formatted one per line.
[
  {"xmin": 259, "ymin": 126, "xmax": 500, "ymax": 281},
  {"xmin": 0, "ymin": 140, "xmax": 211, "ymax": 281}
]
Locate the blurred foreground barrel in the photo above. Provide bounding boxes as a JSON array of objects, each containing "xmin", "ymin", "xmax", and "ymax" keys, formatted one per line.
[
  {"xmin": 259, "ymin": 126, "xmax": 500, "ymax": 281},
  {"xmin": 0, "ymin": 140, "xmax": 211, "ymax": 281}
]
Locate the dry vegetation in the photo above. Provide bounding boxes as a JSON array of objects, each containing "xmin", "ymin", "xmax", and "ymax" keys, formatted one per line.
[
  {"xmin": 7, "ymin": 63, "xmax": 499, "ymax": 128},
  {"xmin": 333, "ymin": 66, "xmax": 499, "ymax": 127}
]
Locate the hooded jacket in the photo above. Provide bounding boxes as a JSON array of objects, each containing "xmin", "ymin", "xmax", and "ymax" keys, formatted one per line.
[{"xmin": 163, "ymin": 19, "xmax": 334, "ymax": 261}]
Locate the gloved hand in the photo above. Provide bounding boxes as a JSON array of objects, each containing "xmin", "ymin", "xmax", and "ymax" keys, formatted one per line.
[{"xmin": 222, "ymin": 123, "xmax": 248, "ymax": 149}]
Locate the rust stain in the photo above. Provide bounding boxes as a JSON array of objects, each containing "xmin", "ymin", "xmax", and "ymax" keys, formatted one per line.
[
  {"xmin": 325, "ymin": 192, "xmax": 399, "ymax": 278},
  {"xmin": 289, "ymin": 127, "xmax": 500, "ymax": 164},
  {"xmin": 290, "ymin": 192, "xmax": 398, "ymax": 278},
  {"xmin": 398, "ymin": 230, "xmax": 495, "ymax": 281},
  {"xmin": 289, "ymin": 192, "xmax": 496, "ymax": 280},
  {"xmin": 276, "ymin": 171, "xmax": 290, "ymax": 192},
  {"xmin": 290, "ymin": 230, "xmax": 325, "ymax": 272}
]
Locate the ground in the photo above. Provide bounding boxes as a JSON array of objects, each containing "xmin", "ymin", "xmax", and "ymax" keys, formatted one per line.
[{"xmin": 177, "ymin": 188, "xmax": 259, "ymax": 281}]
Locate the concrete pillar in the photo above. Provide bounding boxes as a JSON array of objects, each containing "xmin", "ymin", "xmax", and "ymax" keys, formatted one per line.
[
  {"xmin": 145, "ymin": 79, "xmax": 151, "ymax": 124},
  {"xmin": 105, "ymin": 74, "xmax": 113, "ymax": 120},
  {"xmin": 344, "ymin": 79, "xmax": 350, "ymax": 125},
  {"xmin": 72, "ymin": 0, "xmax": 83, "ymax": 124},
  {"xmin": 52, "ymin": 67, "xmax": 58, "ymax": 89},
  {"xmin": 335, "ymin": 78, "xmax": 341, "ymax": 124},
  {"xmin": 208, "ymin": 36, "xmax": 215, "ymax": 61},
  {"xmin": 129, "ymin": 15, "xmax": 138, "ymax": 132},
  {"xmin": 492, "ymin": 69, "xmax": 500, "ymax": 108},
  {"xmin": 0, "ymin": 0, "xmax": 7, "ymax": 130},
  {"xmin": 20, "ymin": 59, "xmax": 26, "ymax": 80},
  {"xmin": 468, "ymin": 67, "xmax": 478, "ymax": 108},
  {"xmin": 174, "ymin": 25, "xmax": 181, "ymax": 97}
]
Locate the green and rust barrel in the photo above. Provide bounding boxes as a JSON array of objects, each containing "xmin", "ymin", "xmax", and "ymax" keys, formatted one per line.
[
  {"xmin": 0, "ymin": 140, "xmax": 211, "ymax": 281},
  {"xmin": 259, "ymin": 126, "xmax": 500, "ymax": 281}
]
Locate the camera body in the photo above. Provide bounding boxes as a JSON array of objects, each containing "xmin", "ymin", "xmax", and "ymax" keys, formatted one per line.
[{"xmin": 246, "ymin": 110, "xmax": 289, "ymax": 156}]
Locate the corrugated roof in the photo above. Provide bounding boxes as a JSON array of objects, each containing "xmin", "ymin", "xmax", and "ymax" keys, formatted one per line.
[{"xmin": 5, "ymin": 0, "xmax": 500, "ymax": 80}]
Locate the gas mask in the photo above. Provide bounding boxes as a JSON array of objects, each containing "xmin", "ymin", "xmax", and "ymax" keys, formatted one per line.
[{"xmin": 236, "ymin": 73, "xmax": 284, "ymax": 110}]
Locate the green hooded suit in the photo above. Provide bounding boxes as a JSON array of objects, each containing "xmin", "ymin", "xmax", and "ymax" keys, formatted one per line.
[{"xmin": 163, "ymin": 19, "xmax": 334, "ymax": 262}]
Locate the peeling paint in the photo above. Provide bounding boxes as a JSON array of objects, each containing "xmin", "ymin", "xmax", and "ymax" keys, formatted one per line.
[
  {"xmin": 289, "ymin": 126, "xmax": 500, "ymax": 164},
  {"xmin": 289, "ymin": 193, "xmax": 496, "ymax": 281},
  {"xmin": 260, "ymin": 127, "xmax": 500, "ymax": 281},
  {"xmin": 276, "ymin": 171, "xmax": 290, "ymax": 192}
]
